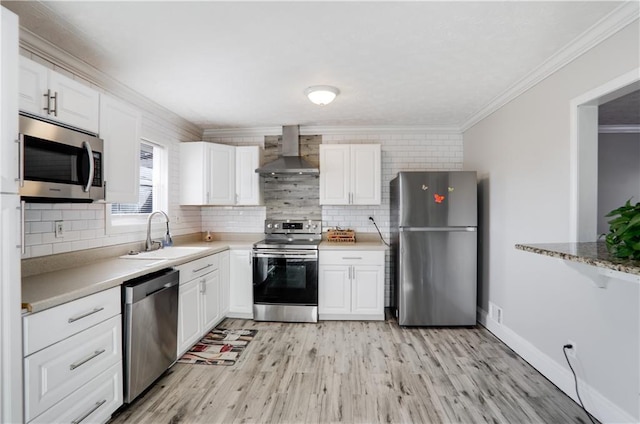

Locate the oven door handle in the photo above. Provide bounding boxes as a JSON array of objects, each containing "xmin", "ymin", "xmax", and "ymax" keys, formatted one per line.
[
  {"xmin": 82, "ymin": 141, "xmax": 95, "ymax": 193},
  {"xmin": 253, "ymin": 251, "xmax": 317, "ymax": 259}
]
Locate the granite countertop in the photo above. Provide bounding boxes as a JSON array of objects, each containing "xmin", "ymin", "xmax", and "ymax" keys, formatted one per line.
[
  {"xmin": 515, "ymin": 242, "xmax": 640, "ymax": 276},
  {"xmin": 22, "ymin": 238, "xmax": 258, "ymax": 314}
]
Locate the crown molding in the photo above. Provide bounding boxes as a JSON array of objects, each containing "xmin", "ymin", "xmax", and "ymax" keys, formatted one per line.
[
  {"xmin": 18, "ymin": 27, "xmax": 203, "ymax": 138},
  {"xmin": 203, "ymin": 125, "xmax": 461, "ymax": 138},
  {"xmin": 460, "ymin": 2, "xmax": 640, "ymax": 132},
  {"xmin": 599, "ymin": 125, "xmax": 640, "ymax": 133}
]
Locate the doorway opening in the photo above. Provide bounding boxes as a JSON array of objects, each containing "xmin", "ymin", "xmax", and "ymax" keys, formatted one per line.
[{"xmin": 570, "ymin": 69, "xmax": 640, "ymax": 242}]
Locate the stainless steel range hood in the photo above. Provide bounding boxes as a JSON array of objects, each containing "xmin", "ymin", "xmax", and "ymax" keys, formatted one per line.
[{"xmin": 255, "ymin": 125, "xmax": 319, "ymax": 174}]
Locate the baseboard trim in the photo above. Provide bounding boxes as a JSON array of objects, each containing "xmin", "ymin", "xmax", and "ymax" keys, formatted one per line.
[{"xmin": 477, "ymin": 307, "xmax": 637, "ymax": 424}]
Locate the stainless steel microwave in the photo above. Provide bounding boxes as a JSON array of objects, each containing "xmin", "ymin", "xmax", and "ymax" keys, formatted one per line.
[{"xmin": 18, "ymin": 114, "xmax": 105, "ymax": 202}]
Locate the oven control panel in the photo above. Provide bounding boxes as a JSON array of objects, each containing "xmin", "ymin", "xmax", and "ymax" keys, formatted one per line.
[{"xmin": 265, "ymin": 219, "xmax": 322, "ymax": 234}]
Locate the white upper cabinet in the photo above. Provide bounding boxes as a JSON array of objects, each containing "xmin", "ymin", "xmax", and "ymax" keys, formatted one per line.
[
  {"xmin": 18, "ymin": 58, "xmax": 47, "ymax": 118},
  {"xmin": 180, "ymin": 142, "xmax": 208, "ymax": 205},
  {"xmin": 235, "ymin": 146, "xmax": 262, "ymax": 205},
  {"xmin": 19, "ymin": 56, "xmax": 100, "ymax": 134},
  {"xmin": 99, "ymin": 95, "xmax": 141, "ymax": 204},
  {"xmin": 319, "ymin": 144, "xmax": 381, "ymax": 205},
  {"xmin": 180, "ymin": 142, "xmax": 262, "ymax": 206},
  {"xmin": 208, "ymin": 143, "xmax": 236, "ymax": 205}
]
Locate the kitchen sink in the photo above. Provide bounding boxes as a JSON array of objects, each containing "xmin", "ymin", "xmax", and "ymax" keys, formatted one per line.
[{"xmin": 120, "ymin": 246, "xmax": 210, "ymax": 260}]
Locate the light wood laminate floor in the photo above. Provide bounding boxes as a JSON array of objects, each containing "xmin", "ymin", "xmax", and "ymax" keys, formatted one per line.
[{"xmin": 110, "ymin": 317, "xmax": 594, "ymax": 424}]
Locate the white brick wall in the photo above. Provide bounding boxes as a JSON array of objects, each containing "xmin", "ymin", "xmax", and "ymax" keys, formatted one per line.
[{"xmin": 201, "ymin": 206, "xmax": 266, "ymax": 233}]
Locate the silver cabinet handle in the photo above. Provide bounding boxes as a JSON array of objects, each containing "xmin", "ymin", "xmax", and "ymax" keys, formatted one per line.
[
  {"xmin": 69, "ymin": 349, "xmax": 106, "ymax": 371},
  {"xmin": 82, "ymin": 141, "xmax": 94, "ymax": 193},
  {"xmin": 193, "ymin": 264, "xmax": 213, "ymax": 273},
  {"xmin": 43, "ymin": 89, "xmax": 51, "ymax": 114},
  {"xmin": 50, "ymin": 91, "xmax": 58, "ymax": 116},
  {"xmin": 200, "ymin": 279, "xmax": 206, "ymax": 294},
  {"xmin": 68, "ymin": 307, "xmax": 104, "ymax": 323},
  {"xmin": 342, "ymin": 257, "xmax": 362, "ymax": 260},
  {"xmin": 71, "ymin": 399, "xmax": 107, "ymax": 424},
  {"xmin": 16, "ymin": 135, "xmax": 24, "ymax": 187},
  {"xmin": 18, "ymin": 201, "xmax": 25, "ymax": 254}
]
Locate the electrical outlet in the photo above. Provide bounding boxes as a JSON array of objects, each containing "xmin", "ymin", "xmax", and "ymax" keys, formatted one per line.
[
  {"xmin": 488, "ymin": 302, "xmax": 503, "ymax": 325},
  {"xmin": 566, "ymin": 340, "xmax": 577, "ymax": 358},
  {"xmin": 55, "ymin": 221, "xmax": 64, "ymax": 238}
]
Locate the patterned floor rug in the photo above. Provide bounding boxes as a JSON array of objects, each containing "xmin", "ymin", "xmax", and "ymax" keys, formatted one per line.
[{"xmin": 177, "ymin": 329, "xmax": 257, "ymax": 366}]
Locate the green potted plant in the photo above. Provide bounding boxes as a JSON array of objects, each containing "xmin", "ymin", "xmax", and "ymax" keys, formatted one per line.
[{"xmin": 604, "ymin": 199, "xmax": 640, "ymax": 260}]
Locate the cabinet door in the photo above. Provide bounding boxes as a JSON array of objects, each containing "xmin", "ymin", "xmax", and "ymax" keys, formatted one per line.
[
  {"xmin": 318, "ymin": 265, "xmax": 351, "ymax": 315},
  {"xmin": 229, "ymin": 250, "xmax": 253, "ymax": 317},
  {"xmin": 100, "ymin": 95, "xmax": 141, "ymax": 204},
  {"xmin": 18, "ymin": 56, "xmax": 47, "ymax": 117},
  {"xmin": 201, "ymin": 270, "xmax": 220, "ymax": 332},
  {"xmin": 179, "ymin": 142, "xmax": 208, "ymax": 205},
  {"xmin": 24, "ymin": 316, "xmax": 122, "ymax": 422},
  {"xmin": 351, "ymin": 144, "xmax": 381, "ymax": 205},
  {"xmin": 31, "ymin": 363, "xmax": 122, "ymax": 424},
  {"xmin": 177, "ymin": 279, "xmax": 202, "ymax": 357},
  {"xmin": 235, "ymin": 146, "xmax": 262, "ymax": 205},
  {"xmin": 219, "ymin": 251, "xmax": 230, "ymax": 317},
  {"xmin": 319, "ymin": 145, "xmax": 350, "ymax": 205},
  {"xmin": 208, "ymin": 143, "xmax": 235, "ymax": 205},
  {"xmin": 351, "ymin": 265, "xmax": 384, "ymax": 317},
  {"xmin": 2, "ymin": 23, "xmax": 18, "ymax": 194},
  {"xmin": 48, "ymin": 71, "xmax": 100, "ymax": 133}
]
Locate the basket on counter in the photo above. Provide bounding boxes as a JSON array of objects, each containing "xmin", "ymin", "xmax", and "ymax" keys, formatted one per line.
[{"xmin": 327, "ymin": 229, "xmax": 356, "ymax": 243}]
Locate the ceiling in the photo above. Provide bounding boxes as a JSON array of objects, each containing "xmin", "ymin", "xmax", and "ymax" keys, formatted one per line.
[{"xmin": 3, "ymin": 1, "xmax": 630, "ymax": 130}]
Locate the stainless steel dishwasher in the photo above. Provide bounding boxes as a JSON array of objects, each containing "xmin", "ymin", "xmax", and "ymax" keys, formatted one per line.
[{"xmin": 123, "ymin": 268, "xmax": 179, "ymax": 403}]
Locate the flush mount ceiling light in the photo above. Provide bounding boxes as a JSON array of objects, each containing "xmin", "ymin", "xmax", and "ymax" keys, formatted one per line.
[{"xmin": 304, "ymin": 85, "xmax": 340, "ymax": 105}]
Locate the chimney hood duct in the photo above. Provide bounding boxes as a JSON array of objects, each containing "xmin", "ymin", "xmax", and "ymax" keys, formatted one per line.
[{"xmin": 255, "ymin": 126, "xmax": 319, "ymax": 174}]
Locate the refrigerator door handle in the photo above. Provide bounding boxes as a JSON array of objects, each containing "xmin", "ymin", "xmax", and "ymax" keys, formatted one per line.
[{"xmin": 399, "ymin": 226, "xmax": 476, "ymax": 232}]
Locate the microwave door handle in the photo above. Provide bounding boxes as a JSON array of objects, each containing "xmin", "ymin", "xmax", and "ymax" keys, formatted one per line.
[{"xmin": 82, "ymin": 141, "xmax": 94, "ymax": 193}]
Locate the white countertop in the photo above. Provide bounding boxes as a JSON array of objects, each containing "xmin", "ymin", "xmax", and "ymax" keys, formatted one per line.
[{"xmin": 22, "ymin": 240, "xmax": 254, "ymax": 314}]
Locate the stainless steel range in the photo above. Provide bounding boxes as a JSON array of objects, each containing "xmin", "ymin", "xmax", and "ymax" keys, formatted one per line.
[{"xmin": 252, "ymin": 219, "xmax": 321, "ymax": 323}]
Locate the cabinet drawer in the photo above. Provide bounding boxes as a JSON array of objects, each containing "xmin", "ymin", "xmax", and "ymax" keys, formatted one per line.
[
  {"xmin": 24, "ymin": 315, "xmax": 122, "ymax": 422},
  {"xmin": 31, "ymin": 362, "xmax": 123, "ymax": 424},
  {"xmin": 23, "ymin": 286, "xmax": 120, "ymax": 356},
  {"xmin": 319, "ymin": 250, "xmax": 384, "ymax": 266},
  {"xmin": 177, "ymin": 254, "xmax": 220, "ymax": 284}
]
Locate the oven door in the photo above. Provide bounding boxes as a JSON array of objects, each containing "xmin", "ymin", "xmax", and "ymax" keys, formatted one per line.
[{"xmin": 252, "ymin": 249, "xmax": 318, "ymax": 306}]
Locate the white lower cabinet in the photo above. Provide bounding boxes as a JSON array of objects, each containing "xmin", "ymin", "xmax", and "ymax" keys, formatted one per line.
[
  {"xmin": 228, "ymin": 249, "xmax": 253, "ymax": 319},
  {"xmin": 319, "ymin": 250, "xmax": 385, "ymax": 320},
  {"xmin": 22, "ymin": 287, "xmax": 123, "ymax": 423},
  {"xmin": 219, "ymin": 251, "xmax": 230, "ymax": 317},
  {"xmin": 30, "ymin": 363, "xmax": 123, "ymax": 424},
  {"xmin": 201, "ymin": 269, "xmax": 221, "ymax": 331},
  {"xmin": 176, "ymin": 253, "xmax": 226, "ymax": 357},
  {"xmin": 177, "ymin": 278, "xmax": 203, "ymax": 355}
]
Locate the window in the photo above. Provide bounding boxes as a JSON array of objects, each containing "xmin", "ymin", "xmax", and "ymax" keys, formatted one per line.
[
  {"xmin": 111, "ymin": 143, "xmax": 156, "ymax": 214},
  {"xmin": 106, "ymin": 139, "xmax": 167, "ymax": 233}
]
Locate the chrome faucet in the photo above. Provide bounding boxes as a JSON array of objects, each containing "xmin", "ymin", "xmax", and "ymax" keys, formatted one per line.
[{"xmin": 145, "ymin": 210, "xmax": 172, "ymax": 251}]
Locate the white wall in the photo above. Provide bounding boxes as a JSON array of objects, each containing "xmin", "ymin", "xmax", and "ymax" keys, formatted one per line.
[
  {"xmin": 597, "ymin": 132, "xmax": 640, "ymax": 234},
  {"xmin": 464, "ymin": 21, "xmax": 639, "ymax": 423},
  {"xmin": 19, "ymin": 50, "xmax": 202, "ymax": 258}
]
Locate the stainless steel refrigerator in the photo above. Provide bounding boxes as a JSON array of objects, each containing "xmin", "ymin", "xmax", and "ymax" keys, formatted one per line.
[{"xmin": 390, "ymin": 171, "xmax": 477, "ymax": 326}]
